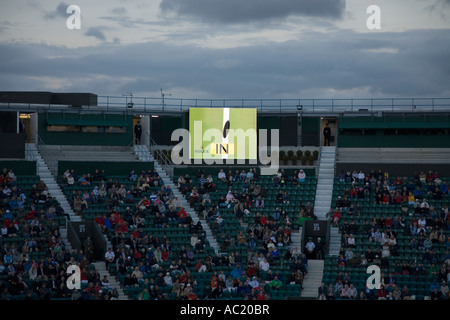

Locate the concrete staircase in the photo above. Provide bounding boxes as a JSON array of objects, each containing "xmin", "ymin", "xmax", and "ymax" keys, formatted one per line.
[
  {"xmin": 58, "ymin": 228, "xmax": 72, "ymax": 252},
  {"xmin": 91, "ymin": 261, "xmax": 129, "ymax": 300},
  {"xmin": 314, "ymin": 146, "xmax": 336, "ymax": 220},
  {"xmin": 328, "ymin": 225, "xmax": 341, "ymax": 256},
  {"xmin": 300, "ymin": 259, "xmax": 324, "ymax": 299},
  {"xmin": 25, "ymin": 143, "xmax": 81, "ymax": 223},
  {"xmin": 133, "ymin": 144, "xmax": 220, "ymax": 255},
  {"xmin": 289, "ymin": 227, "xmax": 303, "ymax": 253}
]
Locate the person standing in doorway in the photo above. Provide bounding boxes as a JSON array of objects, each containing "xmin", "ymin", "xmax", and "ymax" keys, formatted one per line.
[
  {"xmin": 323, "ymin": 123, "xmax": 331, "ymax": 146},
  {"xmin": 134, "ymin": 120, "xmax": 142, "ymax": 145},
  {"xmin": 316, "ymin": 237, "xmax": 325, "ymax": 260},
  {"xmin": 84, "ymin": 235, "xmax": 95, "ymax": 262},
  {"xmin": 305, "ymin": 237, "xmax": 316, "ymax": 259},
  {"xmin": 19, "ymin": 119, "xmax": 27, "ymax": 141}
]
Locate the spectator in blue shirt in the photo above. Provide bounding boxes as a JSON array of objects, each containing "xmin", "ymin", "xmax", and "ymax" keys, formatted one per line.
[
  {"xmin": 129, "ymin": 170, "xmax": 137, "ymax": 182},
  {"xmin": 246, "ymin": 169, "xmax": 254, "ymax": 181},
  {"xmin": 413, "ymin": 186, "xmax": 423, "ymax": 200},
  {"xmin": 272, "ymin": 207, "xmax": 281, "ymax": 221},
  {"xmin": 440, "ymin": 181, "xmax": 448, "ymax": 194},
  {"xmin": 231, "ymin": 264, "xmax": 244, "ymax": 280},
  {"xmin": 3, "ymin": 210, "xmax": 12, "ymax": 221},
  {"xmin": 3, "ymin": 251, "xmax": 13, "ymax": 265},
  {"xmin": 104, "ymin": 216, "xmax": 112, "ymax": 231},
  {"xmin": 78, "ymin": 175, "xmax": 91, "ymax": 186},
  {"xmin": 270, "ymin": 247, "xmax": 280, "ymax": 262},
  {"xmin": 16, "ymin": 196, "xmax": 25, "ymax": 209},
  {"xmin": 8, "ymin": 197, "xmax": 18, "ymax": 210},
  {"xmin": 198, "ymin": 174, "xmax": 206, "ymax": 186},
  {"xmin": 430, "ymin": 280, "xmax": 441, "ymax": 293},
  {"xmin": 149, "ymin": 191, "xmax": 158, "ymax": 202}
]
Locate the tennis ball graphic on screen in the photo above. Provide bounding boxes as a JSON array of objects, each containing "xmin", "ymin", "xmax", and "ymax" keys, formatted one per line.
[
  {"xmin": 223, "ymin": 120, "xmax": 230, "ymax": 139},
  {"xmin": 189, "ymin": 108, "xmax": 257, "ymax": 160}
]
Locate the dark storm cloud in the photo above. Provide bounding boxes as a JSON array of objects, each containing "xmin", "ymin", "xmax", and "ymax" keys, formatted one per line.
[
  {"xmin": 0, "ymin": 21, "xmax": 12, "ymax": 34},
  {"xmin": 0, "ymin": 29, "xmax": 449, "ymax": 99},
  {"xmin": 159, "ymin": 0, "xmax": 346, "ymax": 23},
  {"xmin": 44, "ymin": 1, "xmax": 69, "ymax": 20},
  {"xmin": 111, "ymin": 7, "xmax": 128, "ymax": 15},
  {"xmin": 84, "ymin": 27, "xmax": 106, "ymax": 41}
]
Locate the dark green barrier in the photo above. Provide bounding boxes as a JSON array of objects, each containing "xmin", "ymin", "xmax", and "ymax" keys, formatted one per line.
[
  {"xmin": 58, "ymin": 161, "xmax": 154, "ymax": 176},
  {"xmin": 0, "ymin": 161, "xmax": 36, "ymax": 175}
]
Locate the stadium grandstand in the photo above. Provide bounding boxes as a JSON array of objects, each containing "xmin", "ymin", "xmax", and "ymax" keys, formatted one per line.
[{"xmin": 0, "ymin": 91, "xmax": 449, "ymax": 301}]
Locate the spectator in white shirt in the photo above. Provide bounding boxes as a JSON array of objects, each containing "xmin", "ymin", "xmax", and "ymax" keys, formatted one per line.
[
  {"xmin": 305, "ymin": 238, "xmax": 316, "ymax": 259},
  {"xmin": 259, "ymin": 258, "xmax": 270, "ymax": 272},
  {"xmin": 104, "ymin": 248, "xmax": 115, "ymax": 268}
]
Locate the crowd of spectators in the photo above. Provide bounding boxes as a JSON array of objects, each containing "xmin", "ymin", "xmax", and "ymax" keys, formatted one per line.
[
  {"xmin": 325, "ymin": 168, "xmax": 450, "ymax": 300},
  {"xmin": 335, "ymin": 169, "xmax": 448, "ymax": 209},
  {"xmin": 80, "ymin": 165, "xmax": 317, "ymax": 300},
  {"xmin": 62, "ymin": 167, "xmax": 228, "ymax": 299},
  {"xmin": 0, "ymin": 167, "xmax": 120, "ymax": 300},
  {"xmin": 172, "ymin": 167, "xmax": 316, "ymax": 299}
]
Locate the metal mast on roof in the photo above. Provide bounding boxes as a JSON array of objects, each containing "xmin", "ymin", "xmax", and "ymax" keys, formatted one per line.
[{"xmin": 160, "ymin": 88, "xmax": 172, "ymax": 109}]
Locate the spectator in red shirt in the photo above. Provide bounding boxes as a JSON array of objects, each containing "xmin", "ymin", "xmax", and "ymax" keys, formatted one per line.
[
  {"xmin": 177, "ymin": 207, "xmax": 188, "ymax": 225},
  {"xmin": 94, "ymin": 214, "xmax": 104, "ymax": 226},
  {"xmin": 189, "ymin": 187, "xmax": 200, "ymax": 208},
  {"xmin": 382, "ymin": 194, "xmax": 390, "ymax": 205},
  {"xmin": 80, "ymin": 267, "xmax": 88, "ymax": 285},
  {"xmin": 26, "ymin": 210, "xmax": 36, "ymax": 223},
  {"xmin": 257, "ymin": 289, "xmax": 267, "ymax": 300},
  {"xmin": 426, "ymin": 171, "xmax": 434, "ymax": 182},
  {"xmin": 384, "ymin": 216, "xmax": 393, "ymax": 228},
  {"xmin": 94, "ymin": 214, "xmax": 105, "ymax": 233},
  {"xmin": 283, "ymin": 226, "xmax": 291, "ymax": 239},
  {"xmin": 132, "ymin": 228, "xmax": 140, "ymax": 239},
  {"xmin": 116, "ymin": 222, "xmax": 128, "ymax": 233},
  {"xmin": 393, "ymin": 176, "xmax": 402, "ymax": 186},
  {"xmin": 93, "ymin": 281, "xmax": 103, "ymax": 294},
  {"xmin": 161, "ymin": 248, "xmax": 170, "ymax": 261},
  {"xmin": 3, "ymin": 218, "xmax": 11, "ymax": 229},
  {"xmin": 350, "ymin": 187, "xmax": 358, "ymax": 198},
  {"xmin": 134, "ymin": 249, "xmax": 142, "ymax": 261},
  {"xmin": 187, "ymin": 287, "xmax": 198, "ymax": 300},
  {"xmin": 141, "ymin": 196, "xmax": 151, "ymax": 208},
  {"xmin": 260, "ymin": 214, "xmax": 268, "ymax": 225},
  {"xmin": 110, "ymin": 211, "xmax": 122, "ymax": 225},
  {"xmin": 333, "ymin": 209, "xmax": 341, "ymax": 226},
  {"xmin": 377, "ymin": 284, "xmax": 387, "ymax": 300}
]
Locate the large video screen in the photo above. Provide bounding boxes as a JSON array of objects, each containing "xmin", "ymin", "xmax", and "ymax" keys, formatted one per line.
[{"xmin": 189, "ymin": 107, "xmax": 257, "ymax": 160}]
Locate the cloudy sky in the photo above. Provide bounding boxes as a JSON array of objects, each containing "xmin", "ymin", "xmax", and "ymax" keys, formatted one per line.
[{"xmin": 1, "ymin": 0, "xmax": 449, "ymax": 100}]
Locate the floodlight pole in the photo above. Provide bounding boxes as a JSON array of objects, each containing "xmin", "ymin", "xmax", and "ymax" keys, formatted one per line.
[
  {"xmin": 161, "ymin": 88, "xmax": 172, "ymax": 109},
  {"xmin": 122, "ymin": 92, "xmax": 134, "ymax": 109}
]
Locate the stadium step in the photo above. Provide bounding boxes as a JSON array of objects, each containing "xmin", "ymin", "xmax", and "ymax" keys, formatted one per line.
[
  {"xmin": 91, "ymin": 261, "xmax": 129, "ymax": 300},
  {"xmin": 25, "ymin": 143, "xmax": 80, "ymax": 224},
  {"xmin": 328, "ymin": 226, "xmax": 341, "ymax": 256},
  {"xmin": 59, "ymin": 228, "xmax": 72, "ymax": 251},
  {"xmin": 313, "ymin": 146, "xmax": 336, "ymax": 220},
  {"xmin": 133, "ymin": 144, "xmax": 220, "ymax": 255},
  {"xmin": 289, "ymin": 227, "xmax": 303, "ymax": 252},
  {"xmin": 25, "ymin": 143, "xmax": 82, "ymax": 267},
  {"xmin": 300, "ymin": 259, "xmax": 324, "ymax": 299}
]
